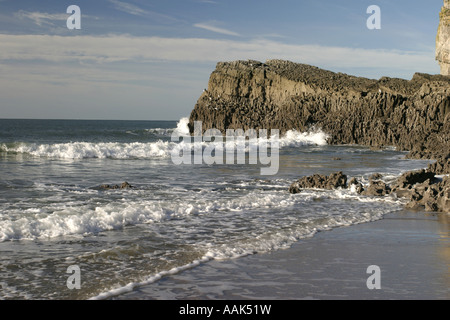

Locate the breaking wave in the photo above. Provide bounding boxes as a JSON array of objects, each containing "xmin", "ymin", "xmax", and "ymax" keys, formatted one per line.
[
  {"xmin": 0, "ymin": 118, "xmax": 329, "ymax": 160},
  {"xmin": 0, "ymin": 181, "xmax": 400, "ymax": 243}
]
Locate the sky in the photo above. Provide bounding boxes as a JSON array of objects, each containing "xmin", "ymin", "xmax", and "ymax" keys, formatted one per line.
[{"xmin": 0, "ymin": 0, "xmax": 445, "ymax": 120}]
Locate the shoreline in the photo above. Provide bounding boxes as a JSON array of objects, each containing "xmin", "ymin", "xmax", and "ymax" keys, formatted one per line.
[{"xmin": 114, "ymin": 209, "xmax": 449, "ymax": 300}]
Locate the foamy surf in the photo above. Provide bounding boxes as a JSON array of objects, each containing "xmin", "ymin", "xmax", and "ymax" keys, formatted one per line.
[
  {"xmin": 0, "ymin": 117, "xmax": 329, "ymax": 160},
  {"xmin": 0, "ymin": 140, "xmax": 175, "ymax": 159},
  {"xmin": 88, "ymin": 190, "xmax": 398, "ymax": 300},
  {"xmin": 0, "ymin": 179, "xmax": 403, "ymax": 242},
  {"xmin": 0, "ymin": 175, "xmax": 403, "ymax": 300},
  {"xmin": 279, "ymin": 128, "xmax": 329, "ymax": 147},
  {"xmin": 0, "ymin": 118, "xmax": 433, "ymax": 300}
]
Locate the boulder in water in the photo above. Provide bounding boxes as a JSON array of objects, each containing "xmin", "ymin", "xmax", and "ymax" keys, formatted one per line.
[
  {"xmin": 289, "ymin": 172, "xmax": 347, "ymax": 193},
  {"xmin": 96, "ymin": 182, "xmax": 134, "ymax": 190}
]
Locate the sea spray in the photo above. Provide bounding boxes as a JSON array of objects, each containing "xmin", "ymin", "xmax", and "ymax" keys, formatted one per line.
[
  {"xmin": 171, "ymin": 121, "xmax": 281, "ymax": 175},
  {"xmin": 0, "ymin": 118, "xmax": 329, "ymax": 160}
]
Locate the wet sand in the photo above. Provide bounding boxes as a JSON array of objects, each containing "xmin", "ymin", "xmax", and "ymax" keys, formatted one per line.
[{"xmin": 115, "ymin": 210, "xmax": 450, "ymax": 300}]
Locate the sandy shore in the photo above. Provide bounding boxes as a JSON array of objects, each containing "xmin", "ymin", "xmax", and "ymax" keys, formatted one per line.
[{"xmin": 115, "ymin": 209, "xmax": 449, "ymax": 300}]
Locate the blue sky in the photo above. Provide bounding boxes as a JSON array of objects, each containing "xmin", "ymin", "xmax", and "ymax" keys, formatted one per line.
[{"xmin": 0, "ymin": 0, "xmax": 444, "ymax": 120}]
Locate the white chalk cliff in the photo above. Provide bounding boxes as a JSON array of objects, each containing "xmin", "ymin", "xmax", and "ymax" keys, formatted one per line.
[{"xmin": 437, "ymin": 0, "xmax": 450, "ymax": 75}]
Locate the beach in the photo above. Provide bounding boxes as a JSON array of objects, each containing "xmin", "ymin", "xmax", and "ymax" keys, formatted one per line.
[{"xmin": 115, "ymin": 210, "xmax": 449, "ymax": 300}]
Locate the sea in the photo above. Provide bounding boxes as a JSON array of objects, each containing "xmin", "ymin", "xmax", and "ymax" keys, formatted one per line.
[{"xmin": 0, "ymin": 118, "xmax": 433, "ymax": 300}]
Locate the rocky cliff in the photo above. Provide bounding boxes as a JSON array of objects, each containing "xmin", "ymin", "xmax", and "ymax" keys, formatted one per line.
[
  {"xmin": 437, "ymin": 0, "xmax": 450, "ymax": 75},
  {"xmin": 189, "ymin": 59, "xmax": 450, "ymax": 161}
]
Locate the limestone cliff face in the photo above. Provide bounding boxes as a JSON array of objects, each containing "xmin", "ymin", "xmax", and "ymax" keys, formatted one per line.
[
  {"xmin": 437, "ymin": 0, "xmax": 450, "ymax": 75},
  {"xmin": 189, "ymin": 60, "xmax": 450, "ymax": 160}
]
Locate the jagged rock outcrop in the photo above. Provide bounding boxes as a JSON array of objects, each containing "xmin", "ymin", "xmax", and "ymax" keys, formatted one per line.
[
  {"xmin": 402, "ymin": 175, "xmax": 450, "ymax": 213},
  {"xmin": 437, "ymin": 0, "xmax": 450, "ymax": 75},
  {"xmin": 362, "ymin": 180, "xmax": 391, "ymax": 197},
  {"xmin": 189, "ymin": 60, "xmax": 450, "ymax": 160},
  {"xmin": 289, "ymin": 172, "xmax": 347, "ymax": 193},
  {"xmin": 288, "ymin": 163, "xmax": 449, "ymax": 213},
  {"xmin": 391, "ymin": 170, "xmax": 436, "ymax": 189},
  {"xmin": 427, "ymin": 157, "xmax": 450, "ymax": 174}
]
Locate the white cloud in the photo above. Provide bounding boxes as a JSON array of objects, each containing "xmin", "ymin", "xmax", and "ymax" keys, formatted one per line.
[
  {"xmin": 194, "ymin": 22, "xmax": 241, "ymax": 37},
  {"xmin": 14, "ymin": 10, "xmax": 99, "ymax": 28},
  {"xmin": 15, "ymin": 10, "xmax": 68, "ymax": 26},
  {"xmin": 0, "ymin": 34, "xmax": 437, "ymax": 78},
  {"xmin": 107, "ymin": 0, "xmax": 149, "ymax": 16},
  {"xmin": 106, "ymin": 0, "xmax": 181, "ymax": 24},
  {"xmin": 0, "ymin": 33, "xmax": 440, "ymax": 120},
  {"xmin": 196, "ymin": 0, "xmax": 219, "ymax": 4}
]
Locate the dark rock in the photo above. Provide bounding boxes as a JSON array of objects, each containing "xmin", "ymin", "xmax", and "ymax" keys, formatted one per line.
[
  {"xmin": 369, "ymin": 173, "xmax": 383, "ymax": 182},
  {"xmin": 327, "ymin": 172, "xmax": 348, "ymax": 189},
  {"xmin": 439, "ymin": 187, "xmax": 450, "ymax": 212},
  {"xmin": 393, "ymin": 188, "xmax": 414, "ymax": 199},
  {"xmin": 405, "ymin": 200, "xmax": 423, "ymax": 210},
  {"xmin": 427, "ymin": 157, "xmax": 450, "ymax": 175},
  {"xmin": 425, "ymin": 201, "xmax": 439, "ymax": 212},
  {"xmin": 410, "ymin": 190, "xmax": 423, "ymax": 202},
  {"xmin": 362, "ymin": 180, "xmax": 391, "ymax": 196},
  {"xmin": 393, "ymin": 169, "xmax": 436, "ymax": 189},
  {"xmin": 288, "ymin": 168, "xmax": 449, "ymax": 213},
  {"xmin": 349, "ymin": 177, "xmax": 364, "ymax": 194},
  {"xmin": 404, "ymin": 176, "xmax": 449, "ymax": 213},
  {"xmin": 288, "ymin": 182, "xmax": 302, "ymax": 194},
  {"xmin": 120, "ymin": 182, "xmax": 133, "ymax": 189},
  {"xmin": 97, "ymin": 182, "xmax": 134, "ymax": 190},
  {"xmin": 289, "ymin": 172, "xmax": 347, "ymax": 193}
]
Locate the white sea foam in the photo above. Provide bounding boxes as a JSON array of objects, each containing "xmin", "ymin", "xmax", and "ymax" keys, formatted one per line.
[
  {"xmin": 0, "ymin": 175, "xmax": 402, "ymax": 301},
  {"xmin": 0, "ymin": 118, "xmax": 328, "ymax": 160},
  {"xmin": 174, "ymin": 117, "xmax": 190, "ymax": 136},
  {"xmin": 89, "ymin": 255, "xmax": 212, "ymax": 300},
  {"xmin": 0, "ymin": 199, "xmax": 195, "ymax": 242},
  {"xmin": 0, "ymin": 182, "xmax": 402, "ymax": 243},
  {"xmin": 279, "ymin": 128, "xmax": 329, "ymax": 147},
  {"xmin": 0, "ymin": 140, "xmax": 175, "ymax": 159},
  {"xmin": 144, "ymin": 128, "xmax": 173, "ymax": 136},
  {"xmin": 88, "ymin": 189, "xmax": 398, "ymax": 300}
]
